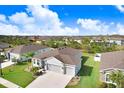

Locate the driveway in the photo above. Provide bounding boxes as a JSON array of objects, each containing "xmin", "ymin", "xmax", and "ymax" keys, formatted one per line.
[
  {"xmin": 1, "ymin": 61, "xmax": 14, "ymax": 68},
  {"xmin": 27, "ymin": 71, "xmax": 73, "ymax": 88}
]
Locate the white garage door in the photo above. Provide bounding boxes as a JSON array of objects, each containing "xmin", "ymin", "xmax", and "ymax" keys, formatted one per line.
[
  {"xmin": 47, "ymin": 64, "xmax": 64, "ymax": 74},
  {"xmin": 66, "ymin": 66, "xmax": 75, "ymax": 76}
]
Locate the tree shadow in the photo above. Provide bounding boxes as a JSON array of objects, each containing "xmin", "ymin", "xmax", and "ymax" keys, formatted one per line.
[
  {"xmin": 78, "ymin": 65, "xmax": 93, "ymax": 76},
  {"xmin": 77, "ymin": 56, "xmax": 93, "ymax": 76},
  {"xmin": 81, "ymin": 56, "xmax": 89, "ymax": 64}
]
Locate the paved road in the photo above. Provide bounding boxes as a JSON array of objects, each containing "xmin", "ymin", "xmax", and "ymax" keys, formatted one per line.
[
  {"xmin": 27, "ymin": 71, "xmax": 73, "ymax": 88},
  {"xmin": 0, "ymin": 77, "xmax": 21, "ymax": 88}
]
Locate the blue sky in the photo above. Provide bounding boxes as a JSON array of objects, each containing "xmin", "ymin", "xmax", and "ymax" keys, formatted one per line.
[{"xmin": 0, "ymin": 5, "xmax": 124, "ymax": 35}]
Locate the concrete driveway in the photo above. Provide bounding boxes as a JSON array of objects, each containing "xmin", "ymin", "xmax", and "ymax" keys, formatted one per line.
[
  {"xmin": 27, "ymin": 71, "xmax": 73, "ymax": 88},
  {"xmin": 1, "ymin": 61, "xmax": 14, "ymax": 68}
]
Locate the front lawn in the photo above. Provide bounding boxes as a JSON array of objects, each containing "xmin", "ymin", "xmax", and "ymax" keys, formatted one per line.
[
  {"xmin": 0, "ymin": 84, "xmax": 6, "ymax": 88},
  {"xmin": 66, "ymin": 53, "xmax": 100, "ymax": 88},
  {"xmin": 1, "ymin": 62, "xmax": 35, "ymax": 88}
]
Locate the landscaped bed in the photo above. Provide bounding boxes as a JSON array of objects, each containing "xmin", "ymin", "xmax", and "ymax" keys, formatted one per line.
[
  {"xmin": 66, "ymin": 53, "xmax": 100, "ymax": 88},
  {"xmin": 1, "ymin": 62, "xmax": 35, "ymax": 88},
  {"xmin": 0, "ymin": 84, "xmax": 6, "ymax": 88}
]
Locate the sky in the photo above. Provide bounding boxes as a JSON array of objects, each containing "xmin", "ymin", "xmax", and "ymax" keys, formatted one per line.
[{"xmin": 0, "ymin": 5, "xmax": 124, "ymax": 36}]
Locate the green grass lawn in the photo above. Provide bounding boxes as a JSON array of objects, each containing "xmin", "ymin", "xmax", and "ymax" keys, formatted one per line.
[
  {"xmin": 66, "ymin": 53, "xmax": 100, "ymax": 88},
  {"xmin": 0, "ymin": 84, "xmax": 6, "ymax": 88},
  {"xmin": 1, "ymin": 62, "xmax": 35, "ymax": 88}
]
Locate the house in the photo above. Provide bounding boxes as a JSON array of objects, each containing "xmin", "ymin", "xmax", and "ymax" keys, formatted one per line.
[
  {"xmin": 0, "ymin": 42, "xmax": 11, "ymax": 56},
  {"xmin": 7, "ymin": 44, "xmax": 50, "ymax": 62},
  {"xmin": 108, "ymin": 38, "xmax": 124, "ymax": 46},
  {"xmin": 100, "ymin": 51, "xmax": 124, "ymax": 83},
  {"xmin": 90, "ymin": 36, "xmax": 124, "ymax": 46},
  {"xmin": 32, "ymin": 47, "xmax": 82, "ymax": 76},
  {"xmin": 90, "ymin": 37, "xmax": 104, "ymax": 43}
]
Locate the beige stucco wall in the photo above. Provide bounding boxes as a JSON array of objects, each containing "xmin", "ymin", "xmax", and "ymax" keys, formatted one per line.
[
  {"xmin": 74, "ymin": 51, "xmax": 82, "ymax": 74},
  {"xmin": 9, "ymin": 53, "xmax": 20, "ymax": 62}
]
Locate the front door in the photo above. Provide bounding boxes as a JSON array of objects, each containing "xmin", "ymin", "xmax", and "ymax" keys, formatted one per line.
[
  {"xmin": 7, "ymin": 53, "xmax": 10, "ymax": 61},
  {"xmin": 41, "ymin": 60, "xmax": 46, "ymax": 70}
]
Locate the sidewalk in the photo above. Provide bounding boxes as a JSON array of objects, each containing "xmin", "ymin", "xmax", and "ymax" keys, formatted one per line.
[{"xmin": 0, "ymin": 77, "xmax": 21, "ymax": 88}]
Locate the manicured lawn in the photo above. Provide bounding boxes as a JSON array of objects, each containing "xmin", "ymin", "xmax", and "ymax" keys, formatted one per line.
[
  {"xmin": 66, "ymin": 53, "xmax": 100, "ymax": 88},
  {"xmin": 0, "ymin": 84, "xmax": 6, "ymax": 88},
  {"xmin": 1, "ymin": 63, "xmax": 35, "ymax": 88}
]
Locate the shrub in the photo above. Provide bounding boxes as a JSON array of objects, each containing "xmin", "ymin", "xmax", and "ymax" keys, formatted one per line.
[
  {"xmin": 34, "ymin": 71, "xmax": 43, "ymax": 76},
  {"xmin": 31, "ymin": 67, "xmax": 40, "ymax": 74},
  {"xmin": 99, "ymin": 82, "xmax": 108, "ymax": 88},
  {"xmin": 107, "ymin": 83, "xmax": 116, "ymax": 88}
]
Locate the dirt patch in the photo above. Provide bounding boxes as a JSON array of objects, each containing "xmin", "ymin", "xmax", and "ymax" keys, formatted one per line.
[{"xmin": 67, "ymin": 76, "xmax": 80, "ymax": 86}]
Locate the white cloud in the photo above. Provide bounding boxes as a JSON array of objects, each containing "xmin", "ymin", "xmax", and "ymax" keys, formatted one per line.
[
  {"xmin": 0, "ymin": 23, "xmax": 20, "ymax": 35},
  {"xmin": 0, "ymin": 14, "xmax": 7, "ymax": 23},
  {"xmin": 115, "ymin": 5, "xmax": 124, "ymax": 13},
  {"xmin": 116, "ymin": 23, "xmax": 124, "ymax": 34},
  {"xmin": 77, "ymin": 18, "xmax": 124, "ymax": 35},
  {"xmin": 0, "ymin": 5, "xmax": 79, "ymax": 35},
  {"xmin": 77, "ymin": 18, "xmax": 109, "ymax": 34},
  {"xmin": 9, "ymin": 12, "xmax": 34, "ymax": 25}
]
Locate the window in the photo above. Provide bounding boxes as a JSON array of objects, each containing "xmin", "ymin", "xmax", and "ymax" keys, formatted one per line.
[
  {"xmin": 37, "ymin": 60, "xmax": 40, "ymax": 65},
  {"xmin": 33, "ymin": 59, "xmax": 35, "ymax": 64},
  {"xmin": 37, "ymin": 62, "xmax": 40, "ymax": 65},
  {"xmin": 106, "ymin": 74, "xmax": 110, "ymax": 82}
]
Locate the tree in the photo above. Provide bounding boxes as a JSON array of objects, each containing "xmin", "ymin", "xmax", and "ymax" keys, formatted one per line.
[
  {"xmin": 22, "ymin": 52, "xmax": 35, "ymax": 70},
  {"xmin": 109, "ymin": 70, "xmax": 124, "ymax": 88},
  {"xmin": 0, "ymin": 55, "xmax": 6, "ymax": 76},
  {"xmin": 22, "ymin": 52, "xmax": 35, "ymax": 62}
]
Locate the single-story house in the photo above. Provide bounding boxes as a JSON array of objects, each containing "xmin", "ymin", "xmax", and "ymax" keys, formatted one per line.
[
  {"xmin": 6, "ymin": 44, "xmax": 50, "ymax": 62},
  {"xmin": 0, "ymin": 42, "xmax": 11, "ymax": 56},
  {"xmin": 90, "ymin": 37, "xmax": 124, "ymax": 46},
  {"xmin": 32, "ymin": 47, "xmax": 82, "ymax": 76},
  {"xmin": 100, "ymin": 51, "xmax": 124, "ymax": 83},
  {"xmin": 108, "ymin": 38, "xmax": 124, "ymax": 46}
]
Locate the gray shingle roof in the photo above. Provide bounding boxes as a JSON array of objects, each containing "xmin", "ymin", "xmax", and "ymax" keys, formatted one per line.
[
  {"xmin": 9, "ymin": 44, "xmax": 47, "ymax": 54},
  {"xmin": 33, "ymin": 47, "xmax": 82, "ymax": 65},
  {"xmin": 100, "ymin": 51, "xmax": 124, "ymax": 70},
  {"xmin": 0, "ymin": 42, "xmax": 10, "ymax": 49}
]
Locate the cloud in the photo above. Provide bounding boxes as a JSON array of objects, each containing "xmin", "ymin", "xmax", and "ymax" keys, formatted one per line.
[
  {"xmin": 77, "ymin": 18, "xmax": 124, "ymax": 35},
  {"xmin": 115, "ymin": 5, "xmax": 124, "ymax": 13},
  {"xmin": 0, "ymin": 14, "xmax": 7, "ymax": 23},
  {"xmin": 0, "ymin": 5, "xmax": 124, "ymax": 36},
  {"xmin": 9, "ymin": 12, "xmax": 34, "ymax": 25},
  {"xmin": 116, "ymin": 23, "xmax": 124, "ymax": 34},
  {"xmin": 77, "ymin": 18, "xmax": 109, "ymax": 35},
  {"xmin": 0, "ymin": 5, "xmax": 79, "ymax": 36},
  {"xmin": 0, "ymin": 23, "xmax": 21, "ymax": 35}
]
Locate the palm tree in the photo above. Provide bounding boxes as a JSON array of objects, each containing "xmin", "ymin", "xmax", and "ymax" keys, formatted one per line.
[
  {"xmin": 109, "ymin": 70, "xmax": 124, "ymax": 88},
  {"xmin": 23, "ymin": 52, "xmax": 35, "ymax": 62},
  {"xmin": 23, "ymin": 52, "xmax": 35, "ymax": 69}
]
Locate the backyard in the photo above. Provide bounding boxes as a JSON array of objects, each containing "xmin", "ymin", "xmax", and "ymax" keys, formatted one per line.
[
  {"xmin": 66, "ymin": 53, "xmax": 100, "ymax": 88},
  {"xmin": 1, "ymin": 62, "xmax": 35, "ymax": 88}
]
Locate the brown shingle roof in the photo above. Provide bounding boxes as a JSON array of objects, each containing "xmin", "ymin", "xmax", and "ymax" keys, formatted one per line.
[
  {"xmin": 33, "ymin": 47, "xmax": 81, "ymax": 65},
  {"xmin": 100, "ymin": 51, "xmax": 124, "ymax": 70},
  {"xmin": 9, "ymin": 44, "xmax": 47, "ymax": 54}
]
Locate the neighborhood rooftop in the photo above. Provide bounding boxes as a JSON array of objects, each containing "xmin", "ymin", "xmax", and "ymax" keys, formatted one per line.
[
  {"xmin": 33, "ymin": 47, "xmax": 81, "ymax": 65},
  {"xmin": 100, "ymin": 51, "xmax": 124, "ymax": 70},
  {"xmin": 0, "ymin": 42, "xmax": 10, "ymax": 49},
  {"xmin": 9, "ymin": 44, "xmax": 47, "ymax": 54}
]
